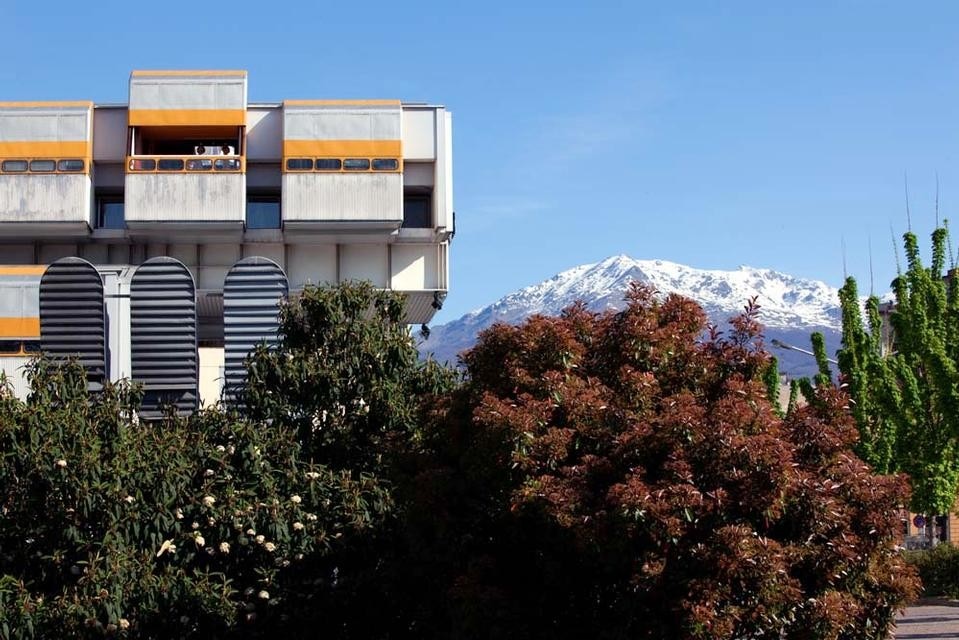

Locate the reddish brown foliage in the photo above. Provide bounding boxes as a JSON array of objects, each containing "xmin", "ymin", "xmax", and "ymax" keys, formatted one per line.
[{"xmin": 412, "ymin": 284, "xmax": 917, "ymax": 639}]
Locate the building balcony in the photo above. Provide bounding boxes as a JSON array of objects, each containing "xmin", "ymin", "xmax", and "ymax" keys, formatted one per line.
[
  {"xmin": 281, "ymin": 162, "xmax": 403, "ymax": 233},
  {"xmin": 0, "ymin": 170, "xmax": 91, "ymax": 236},
  {"xmin": 124, "ymin": 155, "xmax": 245, "ymax": 239}
]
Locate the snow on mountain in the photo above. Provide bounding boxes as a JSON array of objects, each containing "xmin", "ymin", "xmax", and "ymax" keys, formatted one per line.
[{"xmin": 418, "ymin": 255, "xmax": 844, "ymax": 379}]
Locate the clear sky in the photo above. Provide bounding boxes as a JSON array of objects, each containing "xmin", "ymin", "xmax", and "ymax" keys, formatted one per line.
[{"xmin": 4, "ymin": 1, "xmax": 959, "ymax": 323}]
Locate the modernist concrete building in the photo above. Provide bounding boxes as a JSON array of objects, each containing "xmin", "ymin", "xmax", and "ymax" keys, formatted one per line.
[{"xmin": 0, "ymin": 70, "xmax": 452, "ymax": 408}]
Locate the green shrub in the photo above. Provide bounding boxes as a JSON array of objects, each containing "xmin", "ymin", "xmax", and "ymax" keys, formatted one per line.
[
  {"xmin": 0, "ymin": 281, "xmax": 452, "ymax": 638},
  {"xmin": 905, "ymin": 544, "xmax": 959, "ymax": 598}
]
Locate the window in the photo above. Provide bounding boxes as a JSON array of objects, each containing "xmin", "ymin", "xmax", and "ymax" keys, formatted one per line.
[
  {"xmin": 286, "ymin": 158, "xmax": 313, "ymax": 171},
  {"xmin": 372, "ymin": 158, "xmax": 399, "ymax": 171},
  {"xmin": 0, "ymin": 340, "xmax": 22, "ymax": 355},
  {"xmin": 247, "ymin": 194, "xmax": 281, "ymax": 229},
  {"xmin": 2, "ymin": 160, "xmax": 27, "ymax": 173},
  {"xmin": 29, "ymin": 160, "xmax": 56, "ymax": 172},
  {"xmin": 403, "ymin": 193, "xmax": 431, "ymax": 228},
  {"xmin": 343, "ymin": 158, "xmax": 370, "ymax": 171},
  {"xmin": 96, "ymin": 195, "xmax": 125, "ymax": 229},
  {"xmin": 157, "ymin": 159, "xmax": 185, "ymax": 171},
  {"xmin": 186, "ymin": 158, "xmax": 213, "ymax": 171},
  {"xmin": 129, "ymin": 158, "xmax": 155, "ymax": 171},
  {"xmin": 215, "ymin": 158, "xmax": 241, "ymax": 171},
  {"xmin": 315, "ymin": 158, "xmax": 342, "ymax": 171},
  {"xmin": 57, "ymin": 159, "xmax": 85, "ymax": 172},
  {"xmin": 21, "ymin": 341, "xmax": 40, "ymax": 354}
]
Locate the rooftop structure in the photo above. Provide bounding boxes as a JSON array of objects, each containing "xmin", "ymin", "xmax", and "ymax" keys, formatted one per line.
[{"xmin": 0, "ymin": 70, "xmax": 453, "ymax": 409}]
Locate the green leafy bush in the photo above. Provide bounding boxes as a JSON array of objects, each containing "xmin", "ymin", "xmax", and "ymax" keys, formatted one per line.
[
  {"xmin": 905, "ymin": 544, "xmax": 959, "ymax": 598},
  {"xmin": 0, "ymin": 282, "xmax": 451, "ymax": 638}
]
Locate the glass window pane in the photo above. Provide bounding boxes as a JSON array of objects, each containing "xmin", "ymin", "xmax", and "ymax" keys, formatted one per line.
[
  {"xmin": 98, "ymin": 202, "xmax": 125, "ymax": 229},
  {"xmin": 246, "ymin": 201, "xmax": 281, "ymax": 229},
  {"xmin": 29, "ymin": 160, "xmax": 56, "ymax": 172},
  {"xmin": 129, "ymin": 158, "xmax": 156, "ymax": 171},
  {"xmin": 314, "ymin": 158, "xmax": 342, "ymax": 171},
  {"xmin": 157, "ymin": 159, "xmax": 185, "ymax": 171},
  {"xmin": 214, "ymin": 158, "xmax": 241, "ymax": 171},
  {"xmin": 1, "ymin": 160, "xmax": 27, "ymax": 172},
  {"xmin": 21, "ymin": 341, "xmax": 40, "ymax": 354},
  {"xmin": 57, "ymin": 159, "xmax": 85, "ymax": 172},
  {"xmin": 403, "ymin": 195, "xmax": 431, "ymax": 228},
  {"xmin": 186, "ymin": 158, "xmax": 213, "ymax": 171},
  {"xmin": 0, "ymin": 340, "xmax": 21, "ymax": 354},
  {"xmin": 343, "ymin": 158, "xmax": 370, "ymax": 171},
  {"xmin": 286, "ymin": 158, "xmax": 313, "ymax": 171},
  {"xmin": 372, "ymin": 158, "xmax": 399, "ymax": 171}
]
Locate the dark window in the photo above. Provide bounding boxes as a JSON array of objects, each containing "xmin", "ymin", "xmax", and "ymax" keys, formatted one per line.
[
  {"xmin": 403, "ymin": 193, "xmax": 431, "ymax": 228},
  {"xmin": 97, "ymin": 196, "xmax": 125, "ymax": 229},
  {"xmin": 58, "ymin": 159, "xmax": 85, "ymax": 172},
  {"xmin": 21, "ymin": 341, "xmax": 40, "ymax": 354},
  {"xmin": 343, "ymin": 158, "xmax": 370, "ymax": 171},
  {"xmin": 0, "ymin": 340, "xmax": 22, "ymax": 355},
  {"xmin": 372, "ymin": 158, "xmax": 399, "ymax": 171},
  {"xmin": 286, "ymin": 158, "xmax": 313, "ymax": 171},
  {"xmin": 186, "ymin": 158, "xmax": 213, "ymax": 171},
  {"xmin": 1, "ymin": 160, "xmax": 27, "ymax": 173},
  {"xmin": 157, "ymin": 159, "xmax": 185, "ymax": 171},
  {"xmin": 215, "ymin": 158, "xmax": 241, "ymax": 171},
  {"xmin": 247, "ymin": 196, "xmax": 281, "ymax": 229},
  {"xmin": 315, "ymin": 158, "xmax": 342, "ymax": 171},
  {"xmin": 29, "ymin": 160, "xmax": 56, "ymax": 172},
  {"xmin": 129, "ymin": 158, "xmax": 156, "ymax": 171}
]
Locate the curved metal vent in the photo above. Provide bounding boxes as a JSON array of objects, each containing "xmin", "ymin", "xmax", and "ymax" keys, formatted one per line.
[
  {"xmin": 131, "ymin": 257, "xmax": 197, "ymax": 418},
  {"xmin": 223, "ymin": 256, "xmax": 288, "ymax": 403},
  {"xmin": 40, "ymin": 257, "xmax": 106, "ymax": 390}
]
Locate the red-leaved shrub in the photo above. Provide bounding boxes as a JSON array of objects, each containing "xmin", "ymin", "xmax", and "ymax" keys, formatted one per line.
[{"xmin": 396, "ymin": 284, "xmax": 917, "ymax": 639}]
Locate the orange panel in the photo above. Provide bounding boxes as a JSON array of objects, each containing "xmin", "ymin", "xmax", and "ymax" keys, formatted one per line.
[
  {"xmin": 0, "ymin": 317, "xmax": 39, "ymax": 338},
  {"xmin": 0, "ymin": 266, "xmax": 47, "ymax": 276},
  {"xmin": 284, "ymin": 99, "xmax": 400, "ymax": 107},
  {"xmin": 128, "ymin": 109, "xmax": 247, "ymax": 126},
  {"xmin": 0, "ymin": 141, "xmax": 92, "ymax": 159},
  {"xmin": 0, "ymin": 101, "xmax": 92, "ymax": 109},
  {"xmin": 131, "ymin": 70, "xmax": 246, "ymax": 77},
  {"xmin": 282, "ymin": 139, "xmax": 402, "ymax": 157}
]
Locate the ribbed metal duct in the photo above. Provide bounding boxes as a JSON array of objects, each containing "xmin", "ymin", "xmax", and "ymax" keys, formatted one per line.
[
  {"xmin": 131, "ymin": 257, "xmax": 198, "ymax": 419},
  {"xmin": 223, "ymin": 257, "xmax": 288, "ymax": 403},
  {"xmin": 40, "ymin": 257, "xmax": 106, "ymax": 390}
]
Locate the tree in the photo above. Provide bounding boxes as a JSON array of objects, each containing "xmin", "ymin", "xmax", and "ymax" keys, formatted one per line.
[
  {"xmin": 391, "ymin": 285, "xmax": 917, "ymax": 639},
  {"xmin": 835, "ymin": 226, "xmax": 959, "ymax": 517},
  {"xmin": 0, "ymin": 282, "xmax": 454, "ymax": 638}
]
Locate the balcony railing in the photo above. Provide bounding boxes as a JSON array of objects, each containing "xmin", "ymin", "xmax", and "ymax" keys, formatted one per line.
[
  {"xmin": 0, "ymin": 158, "xmax": 87, "ymax": 174},
  {"xmin": 126, "ymin": 156, "xmax": 245, "ymax": 173}
]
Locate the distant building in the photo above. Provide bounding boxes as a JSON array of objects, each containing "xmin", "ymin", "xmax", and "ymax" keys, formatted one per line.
[{"xmin": 0, "ymin": 70, "xmax": 452, "ymax": 411}]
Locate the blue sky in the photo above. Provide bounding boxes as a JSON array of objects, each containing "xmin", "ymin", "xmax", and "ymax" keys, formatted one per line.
[{"xmin": 4, "ymin": 1, "xmax": 959, "ymax": 323}]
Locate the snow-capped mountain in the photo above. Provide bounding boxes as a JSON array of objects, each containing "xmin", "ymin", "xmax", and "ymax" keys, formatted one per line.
[{"xmin": 419, "ymin": 255, "xmax": 843, "ymax": 379}]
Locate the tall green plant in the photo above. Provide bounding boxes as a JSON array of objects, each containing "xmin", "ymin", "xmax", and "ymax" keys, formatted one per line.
[{"xmin": 835, "ymin": 226, "xmax": 959, "ymax": 515}]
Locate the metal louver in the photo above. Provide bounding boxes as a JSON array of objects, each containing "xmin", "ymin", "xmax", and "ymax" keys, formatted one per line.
[
  {"xmin": 131, "ymin": 257, "xmax": 197, "ymax": 418},
  {"xmin": 223, "ymin": 256, "xmax": 288, "ymax": 403},
  {"xmin": 40, "ymin": 257, "xmax": 106, "ymax": 390}
]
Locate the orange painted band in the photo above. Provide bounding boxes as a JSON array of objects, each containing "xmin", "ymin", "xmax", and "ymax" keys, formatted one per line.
[
  {"xmin": 128, "ymin": 109, "xmax": 246, "ymax": 126},
  {"xmin": 284, "ymin": 99, "xmax": 400, "ymax": 107},
  {"xmin": 132, "ymin": 70, "xmax": 247, "ymax": 77},
  {"xmin": 0, "ymin": 141, "xmax": 91, "ymax": 158},
  {"xmin": 0, "ymin": 101, "xmax": 92, "ymax": 109},
  {"xmin": 0, "ymin": 266, "xmax": 46, "ymax": 276},
  {"xmin": 0, "ymin": 317, "xmax": 40, "ymax": 338},
  {"xmin": 282, "ymin": 139, "xmax": 402, "ymax": 157}
]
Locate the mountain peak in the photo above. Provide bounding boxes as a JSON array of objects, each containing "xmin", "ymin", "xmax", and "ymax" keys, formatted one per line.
[{"xmin": 421, "ymin": 257, "xmax": 843, "ymax": 378}]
